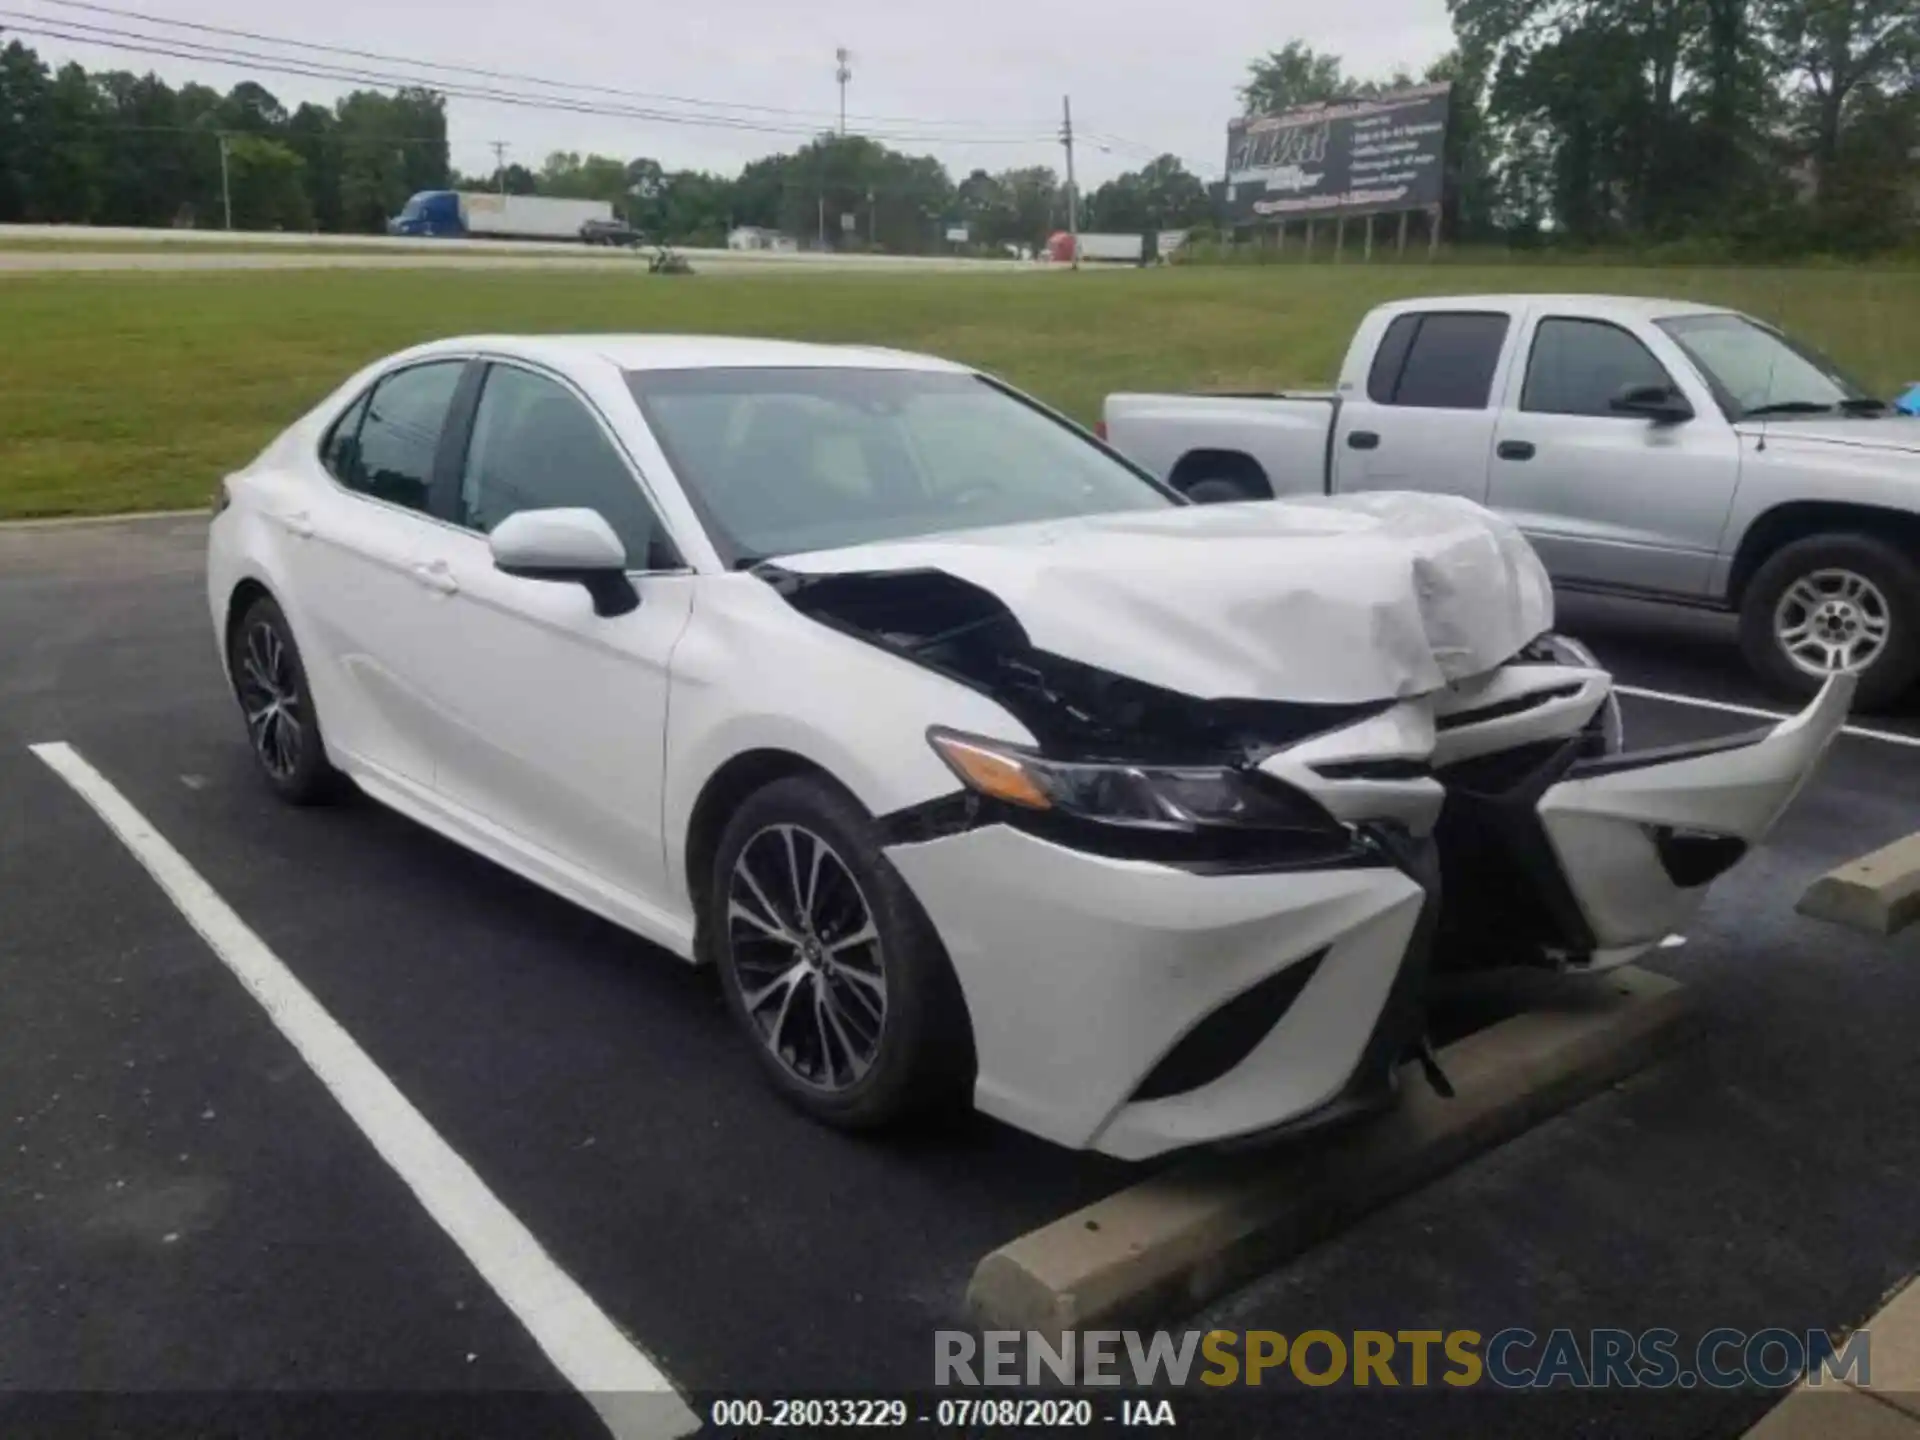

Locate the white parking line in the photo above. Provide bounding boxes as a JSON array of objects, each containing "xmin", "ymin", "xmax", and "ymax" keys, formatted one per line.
[
  {"xmin": 29, "ymin": 741, "xmax": 699, "ymax": 1440},
  {"xmin": 1614, "ymin": 684, "xmax": 1920, "ymax": 751}
]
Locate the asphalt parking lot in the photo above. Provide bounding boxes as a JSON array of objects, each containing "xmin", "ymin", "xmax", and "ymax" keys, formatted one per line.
[{"xmin": 5, "ymin": 515, "xmax": 1920, "ymax": 1438}]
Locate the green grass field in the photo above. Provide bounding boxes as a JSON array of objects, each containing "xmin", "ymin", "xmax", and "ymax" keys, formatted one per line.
[{"xmin": 4, "ymin": 263, "xmax": 1919, "ymax": 519}]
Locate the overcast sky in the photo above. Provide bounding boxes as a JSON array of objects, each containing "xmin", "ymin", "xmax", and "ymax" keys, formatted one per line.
[{"xmin": 14, "ymin": 0, "xmax": 1455, "ymax": 186}]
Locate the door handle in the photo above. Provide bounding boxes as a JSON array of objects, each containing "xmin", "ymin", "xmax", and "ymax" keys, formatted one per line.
[
  {"xmin": 1496, "ymin": 440, "xmax": 1536, "ymax": 461},
  {"xmin": 411, "ymin": 560, "xmax": 459, "ymax": 595},
  {"xmin": 282, "ymin": 508, "xmax": 314, "ymax": 538},
  {"xmin": 1346, "ymin": 430, "xmax": 1381, "ymax": 451}
]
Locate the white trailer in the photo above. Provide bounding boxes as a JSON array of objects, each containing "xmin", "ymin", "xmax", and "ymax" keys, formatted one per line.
[
  {"xmin": 1075, "ymin": 232, "xmax": 1145, "ymax": 263},
  {"xmin": 458, "ymin": 193, "xmax": 612, "ymax": 240}
]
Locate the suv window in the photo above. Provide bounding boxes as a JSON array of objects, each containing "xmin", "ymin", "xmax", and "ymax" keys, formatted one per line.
[
  {"xmin": 459, "ymin": 364, "xmax": 669, "ymax": 566},
  {"xmin": 340, "ymin": 362, "xmax": 464, "ymax": 513},
  {"xmin": 1523, "ymin": 317, "xmax": 1673, "ymax": 417},
  {"xmin": 1367, "ymin": 312, "xmax": 1510, "ymax": 410}
]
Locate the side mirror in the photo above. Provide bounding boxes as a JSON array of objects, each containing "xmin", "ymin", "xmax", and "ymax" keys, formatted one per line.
[
  {"xmin": 489, "ymin": 508, "xmax": 639, "ymax": 617},
  {"xmin": 1611, "ymin": 383, "xmax": 1694, "ymax": 424}
]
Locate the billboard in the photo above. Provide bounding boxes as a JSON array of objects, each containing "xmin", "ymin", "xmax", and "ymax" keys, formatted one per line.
[{"xmin": 1221, "ymin": 82, "xmax": 1450, "ymax": 225}]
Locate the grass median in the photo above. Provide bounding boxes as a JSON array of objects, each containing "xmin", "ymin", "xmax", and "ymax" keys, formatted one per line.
[{"xmin": 3, "ymin": 263, "xmax": 1919, "ymax": 519}]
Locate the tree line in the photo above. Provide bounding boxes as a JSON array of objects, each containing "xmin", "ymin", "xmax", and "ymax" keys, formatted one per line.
[
  {"xmin": 4, "ymin": 0, "xmax": 1916, "ymax": 257},
  {"xmin": 0, "ymin": 38, "xmax": 1209, "ymax": 250}
]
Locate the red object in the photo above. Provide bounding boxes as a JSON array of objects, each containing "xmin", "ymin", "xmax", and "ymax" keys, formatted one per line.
[
  {"xmin": 1046, "ymin": 231, "xmax": 1076, "ymax": 263},
  {"xmin": 1094, "ymin": 419, "xmax": 1108, "ymax": 441}
]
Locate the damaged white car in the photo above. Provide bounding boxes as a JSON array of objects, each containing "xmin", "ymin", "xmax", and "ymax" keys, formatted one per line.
[{"xmin": 205, "ymin": 336, "xmax": 1853, "ymax": 1160}]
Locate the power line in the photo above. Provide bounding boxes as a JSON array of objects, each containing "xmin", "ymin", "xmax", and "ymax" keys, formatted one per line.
[
  {"xmin": 0, "ymin": 17, "xmax": 1056, "ymax": 146},
  {"xmin": 15, "ymin": 0, "xmax": 1057, "ymax": 134}
]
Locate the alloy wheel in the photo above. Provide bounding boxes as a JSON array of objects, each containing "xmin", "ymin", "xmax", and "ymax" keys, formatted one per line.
[
  {"xmin": 1773, "ymin": 568, "xmax": 1891, "ymax": 677},
  {"xmin": 726, "ymin": 824, "xmax": 888, "ymax": 1093},
  {"xmin": 236, "ymin": 619, "xmax": 304, "ymax": 780}
]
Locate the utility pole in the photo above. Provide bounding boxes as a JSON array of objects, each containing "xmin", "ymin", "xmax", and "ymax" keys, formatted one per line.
[
  {"xmin": 868, "ymin": 186, "xmax": 877, "ymax": 247},
  {"xmin": 489, "ymin": 141, "xmax": 510, "ymax": 194},
  {"xmin": 1060, "ymin": 95, "xmax": 1079, "ymax": 270},
  {"xmin": 835, "ymin": 48, "xmax": 852, "ymax": 136},
  {"xmin": 217, "ymin": 132, "xmax": 232, "ymax": 231}
]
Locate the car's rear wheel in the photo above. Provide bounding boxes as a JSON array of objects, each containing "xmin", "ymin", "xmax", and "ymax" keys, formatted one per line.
[
  {"xmin": 1739, "ymin": 534, "xmax": 1920, "ymax": 711},
  {"xmin": 708, "ymin": 774, "xmax": 973, "ymax": 1130},
  {"xmin": 228, "ymin": 594, "xmax": 341, "ymax": 804}
]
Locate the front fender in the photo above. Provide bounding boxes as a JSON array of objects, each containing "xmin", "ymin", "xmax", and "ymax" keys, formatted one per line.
[{"xmin": 662, "ymin": 574, "xmax": 1034, "ymax": 901}]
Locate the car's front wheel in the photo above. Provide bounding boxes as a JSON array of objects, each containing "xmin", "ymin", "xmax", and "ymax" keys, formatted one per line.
[
  {"xmin": 1739, "ymin": 533, "xmax": 1920, "ymax": 711},
  {"xmin": 707, "ymin": 774, "xmax": 974, "ymax": 1130},
  {"xmin": 228, "ymin": 593, "xmax": 342, "ymax": 804}
]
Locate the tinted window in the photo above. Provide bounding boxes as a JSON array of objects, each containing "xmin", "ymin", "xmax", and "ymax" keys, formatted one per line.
[
  {"xmin": 1376, "ymin": 312, "xmax": 1510, "ymax": 410},
  {"xmin": 1366, "ymin": 314, "xmax": 1420, "ymax": 403},
  {"xmin": 344, "ymin": 362, "xmax": 463, "ymax": 513},
  {"xmin": 460, "ymin": 364, "xmax": 669, "ymax": 566},
  {"xmin": 320, "ymin": 390, "xmax": 371, "ymax": 482},
  {"xmin": 1522, "ymin": 318, "xmax": 1673, "ymax": 417},
  {"xmin": 628, "ymin": 367, "xmax": 1171, "ymax": 563}
]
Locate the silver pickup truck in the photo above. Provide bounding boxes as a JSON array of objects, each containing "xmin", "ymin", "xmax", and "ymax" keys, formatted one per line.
[{"xmin": 1102, "ymin": 293, "xmax": 1920, "ymax": 708}]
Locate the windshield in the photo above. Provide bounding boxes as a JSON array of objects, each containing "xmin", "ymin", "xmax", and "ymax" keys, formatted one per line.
[
  {"xmin": 398, "ymin": 193, "xmax": 429, "ymax": 221},
  {"xmin": 1657, "ymin": 313, "xmax": 1876, "ymax": 419},
  {"xmin": 627, "ymin": 367, "xmax": 1174, "ymax": 562}
]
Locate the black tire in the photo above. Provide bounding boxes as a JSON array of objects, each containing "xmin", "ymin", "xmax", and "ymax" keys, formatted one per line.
[
  {"xmin": 1184, "ymin": 476, "xmax": 1262, "ymax": 505},
  {"xmin": 1738, "ymin": 533, "xmax": 1920, "ymax": 712},
  {"xmin": 227, "ymin": 594, "xmax": 343, "ymax": 805},
  {"xmin": 707, "ymin": 774, "xmax": 974, "ymax": 1131}
]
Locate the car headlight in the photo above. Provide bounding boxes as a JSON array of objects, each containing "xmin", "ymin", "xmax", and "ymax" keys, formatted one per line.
[
  {"xmin": 926, "ymin": 727, "xmax": 1354, "ymax": 852},
  {"xmin": 1522, "ymin": 632, "xmax": 1625, "ymax": 754}
]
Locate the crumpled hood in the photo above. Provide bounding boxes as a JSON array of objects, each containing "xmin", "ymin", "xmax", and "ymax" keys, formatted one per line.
[
  {"xmin": 774, "ymin": 492, "xmax": 1555, "ymax": 704},
  {"xmin": 1733, "ymin": 416, "xmax": 1920, "ymax": 454}
]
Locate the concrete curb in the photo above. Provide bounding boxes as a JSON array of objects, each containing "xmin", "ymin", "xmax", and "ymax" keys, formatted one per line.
[
  {"xmin": 1797, "ymin": 833, "xmax": 1920, "ymax": 937},
  {"xmin": 1743, "ymin": 1271, "xmax": 1920, "ymax": 1436},
  {"xmin": 0, "ymin": 509, "xmax": 207, "ymax": 530},
  {"xmin": 966, "ymin": 965, "xmax": 1696, "ymax": 1334},
  {"xmin": 1744, "ymin": 1386, "xmax": 1920, "ymax": 1438}
]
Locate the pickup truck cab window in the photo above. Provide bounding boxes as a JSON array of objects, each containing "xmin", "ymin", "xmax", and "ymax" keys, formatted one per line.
[
  {"xmin": 1367, "ymin": 311, "xmax": 1510, "ymax": 410},
  {"xmin": 1521, "ymin": 317, "xmax": 1674, "ymax": 418}
]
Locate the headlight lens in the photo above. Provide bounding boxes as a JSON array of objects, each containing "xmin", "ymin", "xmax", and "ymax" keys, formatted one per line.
[{"xmin": 927, "ymin": 728, "xmax": 1342, "ymax": 833}]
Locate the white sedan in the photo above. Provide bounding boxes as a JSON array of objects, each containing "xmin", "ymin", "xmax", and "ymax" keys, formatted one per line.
[{"xmin": 206, "ymin": 335, "xmax": 1851, "ymax": 1160}]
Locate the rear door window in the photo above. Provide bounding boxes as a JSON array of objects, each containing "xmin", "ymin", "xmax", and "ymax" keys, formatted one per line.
[
  {"xmin": 339, "ymin": 361, "xmax": 465, "ymax": 514},
  {"xmin": 1367, "ymin": 312, "xmax": 1510, "ymax": 410}
]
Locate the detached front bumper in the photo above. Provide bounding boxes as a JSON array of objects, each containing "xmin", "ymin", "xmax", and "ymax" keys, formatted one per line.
[{"xmin": 884, "ymin": 824, "xmax": 1436, "ymax": 1161}]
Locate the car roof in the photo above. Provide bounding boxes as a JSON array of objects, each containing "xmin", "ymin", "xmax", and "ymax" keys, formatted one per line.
[
  {"xmin": 1378, "ymin": 293, "xmax": 1736, "ymax": 322},
  {"xmin": 394, "ymin": 333, "xmax": 973, "ymax": 374}
]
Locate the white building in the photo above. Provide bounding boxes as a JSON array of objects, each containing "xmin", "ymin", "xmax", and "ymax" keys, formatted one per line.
[{"xmin": 727, "ymin": 226, "xmax": 799, "ymax": 252}]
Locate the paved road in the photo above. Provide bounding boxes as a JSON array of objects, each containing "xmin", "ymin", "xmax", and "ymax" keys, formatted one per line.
[
  {"xmin": 3, "ymin": 515, "xmax": 1918, "ymax": 1438},
  {"xmin": 0, "ymin": 225, "xmax": 1036, "ymax": 276}
]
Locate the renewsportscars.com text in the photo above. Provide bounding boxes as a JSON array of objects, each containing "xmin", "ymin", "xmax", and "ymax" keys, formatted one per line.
[{"xmin": 935, "ymin": 1327, "xmax": 1870, "ymax": 1390}]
